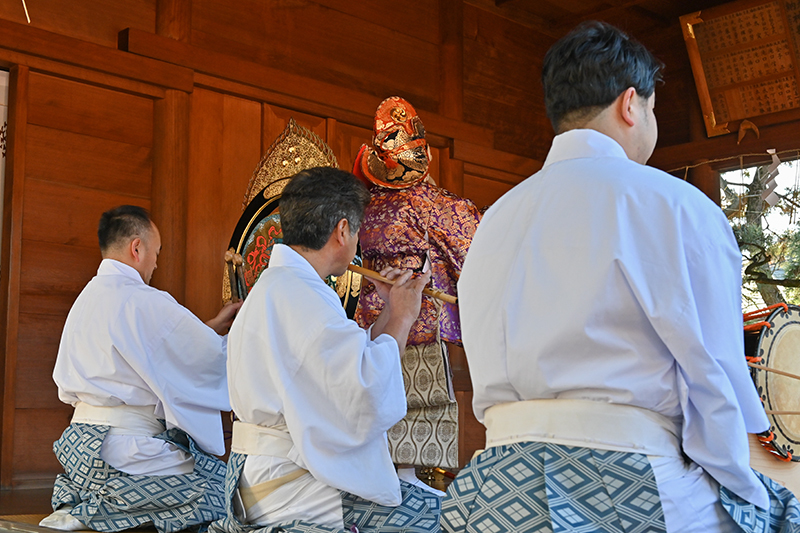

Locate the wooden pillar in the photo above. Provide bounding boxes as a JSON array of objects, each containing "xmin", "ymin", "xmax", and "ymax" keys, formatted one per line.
[
  {"xmin": 439, "ymin": 0, "xmax": 463, "ymax": 120},
  {"xmin": 0, "ymin": 65, "xmax": 28, "ymax": 487},
  {"xmin": 438, "ymin": 0, "xmax": 466, "ymax": 198},
  {"xmin": 151, "ymin": 90, "xmax": 190, "ymax": 304},
  {"xmin": 687, "ymin": 161, "xmax": 721, "ymax": 205},
  {"xmin": 684, "ymin": 94, "xmax": 721, "ymax": 205},
  {"xmin": 156, "ymin": 0, "xmax": 192, "ymax": 42}
]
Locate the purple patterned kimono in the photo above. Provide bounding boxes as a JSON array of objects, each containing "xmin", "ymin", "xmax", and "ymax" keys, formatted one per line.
[
  {"xmin": 353, "ymin": 181, "xmax": 481, "ymax": 468},
  {"xmin": 354, "ymin": 181, "xmax": 481, "ymax": 345}
]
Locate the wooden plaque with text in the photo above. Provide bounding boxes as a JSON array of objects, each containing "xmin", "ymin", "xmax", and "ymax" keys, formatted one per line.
[{"xmin": 681, "ymin": 0, "xmax": 800, "ymax": 137}]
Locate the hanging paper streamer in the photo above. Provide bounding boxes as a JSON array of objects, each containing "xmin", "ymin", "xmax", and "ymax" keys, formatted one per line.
[{"xmin": 762, "ymin": 149, "xmax": 782, "ymax": 207}]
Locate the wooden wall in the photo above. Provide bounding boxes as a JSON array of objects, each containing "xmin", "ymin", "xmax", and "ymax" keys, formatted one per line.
[{"xmin": 0, "ymin": 0, "xmax": 547, "ymax": 486}]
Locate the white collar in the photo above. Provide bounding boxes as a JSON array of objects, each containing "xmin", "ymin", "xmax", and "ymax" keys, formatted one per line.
[
  {"xmin": 268, "ymin": 243, "xmax": 323, "ymax": 280},
  {"xmin": 97, "ymin": 258, "xmax": 145, "ymax": 284},
  {"xmin": 543, "ymin": 129, "xmax": 629, "ymax": 168}
]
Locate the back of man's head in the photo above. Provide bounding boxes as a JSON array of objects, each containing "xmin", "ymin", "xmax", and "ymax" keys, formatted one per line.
[
  {"xmin": 542, "ymin": 21, "xmax": 663, "ymax": 133},
  {"xmin": 280, "ymin": 166, "xmax": 371, "ymax": 251},
  {"xmin": 98, "ymin": 205, "xmax": 152, "ymax": 256}
]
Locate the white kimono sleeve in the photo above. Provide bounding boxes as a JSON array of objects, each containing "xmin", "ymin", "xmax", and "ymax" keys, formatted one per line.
[
  {"xmin": 630, "ymin": 206, "xmax": 770, "ymax": 509},
  {"xmin": 119, "ymin": 294, "xmax": 230, "ymax": 456}
]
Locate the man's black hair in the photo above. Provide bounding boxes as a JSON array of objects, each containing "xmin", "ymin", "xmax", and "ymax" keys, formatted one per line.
[
  {"xmin": 98, "ymin": 205, "xmax": 153, "ymax": 253},
  {"xmin": 542, "ymin": 21, "xmax": 664, "ymax": 133},
  {"xmin": 279, "ymin": 166, "xmax": 371, "ymax": 251}
]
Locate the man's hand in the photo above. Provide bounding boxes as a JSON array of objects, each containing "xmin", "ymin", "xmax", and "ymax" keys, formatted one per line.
[
  {"xmin": 371, "ymin": 268, "xmax": 432, "ymax": 354},
  {"xmin": 206, "ymin": 300, "xmax": 243, "ymax": 335},
  {"xmin": 380, "ymin": 267, "xmax": 431, "ymax": 323}
]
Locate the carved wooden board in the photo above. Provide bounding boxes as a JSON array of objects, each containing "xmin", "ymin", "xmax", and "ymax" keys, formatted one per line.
[{"xmin": 681, "ymin": 0, "xmax": 800, "ymax": 137}]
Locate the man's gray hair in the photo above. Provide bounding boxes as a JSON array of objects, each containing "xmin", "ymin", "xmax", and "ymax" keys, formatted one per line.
[{"xmin": 279, "ymin": 167, "xmax": 371, "ymax": 250}]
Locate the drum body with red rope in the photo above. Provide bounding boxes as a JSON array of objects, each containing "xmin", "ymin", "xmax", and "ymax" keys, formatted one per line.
[{"xmin": 745, "ymin": 303, "xmax": 800, "ymax": 494}]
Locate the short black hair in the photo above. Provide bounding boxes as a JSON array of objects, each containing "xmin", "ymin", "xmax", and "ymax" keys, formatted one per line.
[
  {"xmin": 279, "ymin": 167, "xmax": 370, "ymax": 251},
  {"xmin": 98, "ymin": 205, "xmax": 153, "ymax": 253},
  {"xmin": 542, "ymin": 21, "xmax": 664, "ymax": 133}
]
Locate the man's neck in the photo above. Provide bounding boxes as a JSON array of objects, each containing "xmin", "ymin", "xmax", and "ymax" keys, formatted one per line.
[
  {"xmin": 288, "ymin": 244, "xmax": 334, "ymax": 280},
  {"xmin": 102, "ymin": 252, "xmax": 145, "ymax": 283}
]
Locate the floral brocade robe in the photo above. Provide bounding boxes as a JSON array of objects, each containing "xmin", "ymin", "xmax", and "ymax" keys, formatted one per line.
[{"xmin": 355, "ymin": 182, "xmax": 481, "ymax": 346}]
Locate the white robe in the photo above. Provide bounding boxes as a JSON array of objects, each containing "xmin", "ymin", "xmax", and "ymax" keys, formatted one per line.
[
  {"xmin": 54, "ymin": 259, "xmax": 230, "ymax": 473},
  {"xmin": 227, "ymin": 244, "xmax": 406, "ymax": 526},
  {"xmin": 458, "ymin": 129, "xmax": 771, "ymax": 513}
]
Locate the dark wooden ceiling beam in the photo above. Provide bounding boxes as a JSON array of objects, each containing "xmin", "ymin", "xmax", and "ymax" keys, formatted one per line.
[
  {"xmin": 464, "ymin": 0, "xmax": 562, "ymax": 38},
  {"xmin": 553, "ymin": 1, "xmax": 671, "ymax": 32}
]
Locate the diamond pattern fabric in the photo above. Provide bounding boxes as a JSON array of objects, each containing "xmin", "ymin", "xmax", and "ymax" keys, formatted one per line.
[
  {"xmin": 442, "ymin": 442, "xmax": 665, "ymax": 533},
  {"xmin": 50, "ymin": 423, "xmax": 226, "ymax": 532},
  {"xmin": 208, "ymin": 452, "xmax": 441, "ymax": 533},
  {"xmin": 443, "ymin": 442, "xmax": 800, "ymax": 533}
]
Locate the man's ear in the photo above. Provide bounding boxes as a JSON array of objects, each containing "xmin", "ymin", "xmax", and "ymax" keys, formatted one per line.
[
  {"xmin": 129, "ymin": 237, "xmax": 142, "ymax": 262},
  {"xmin": 335, "ymin": 219, "xmax": 349, "ymax": 246},
  {"xmin": 619, "ymin": 87, "xmax": 637, "ymax": 127}
]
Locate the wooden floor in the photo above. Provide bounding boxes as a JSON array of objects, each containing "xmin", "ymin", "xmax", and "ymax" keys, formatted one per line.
[
  {"xmin": 0, "ymin": 489, "xmax": 52, "ymax": 533},
  {"xmin": 0, "ymin": 489, "xmax": 52, "ymax": 516}
]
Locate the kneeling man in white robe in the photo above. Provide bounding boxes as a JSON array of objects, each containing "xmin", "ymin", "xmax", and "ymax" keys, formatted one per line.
[
  {"xmin": 210, "ymin": 166, "xmax": 442, "ymax": 533},
  {"xmin": 41, "ymin": 205, "xmax": 240, "ymax": 533}
]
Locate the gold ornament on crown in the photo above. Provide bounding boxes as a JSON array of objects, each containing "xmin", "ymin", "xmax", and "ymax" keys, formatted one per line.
[
  {"xmin": 224, "ymin": 118, "xmax": 345, "ymax": 303},
  {"xmin": 242, "ymin": 118, "xmax": 339, "ymax": 209}
]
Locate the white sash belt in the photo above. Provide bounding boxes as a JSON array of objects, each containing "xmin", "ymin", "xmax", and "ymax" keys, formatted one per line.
[
  {"xmin": 72, "ymin": 402, "xmax": 165, "ymax": 437},
  {"xmin": 231, "ymin": 421, "xmax": 295, "ymax": 458},
  {"xmin": 231, "ymin": 421, "xmax": 313, "ymax": 515},
  {"xmin": 484, "ymin": 399, "xmax": 682, "ymax": 457}
]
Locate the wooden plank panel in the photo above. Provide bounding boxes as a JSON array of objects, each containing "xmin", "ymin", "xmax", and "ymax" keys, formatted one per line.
[
  {"xmin": 439, "ymin": 0, "xmax": 463, "ymax": 119},
  {"xmin": 194, "ymin": 73, "xmax": 373, "ymax": 133},
  {"xmin": 456, "ymin": 390, "xmax": 485, "ymax": 467},
  {"xmin": 463, "ymin": 4, "xmax": 554, "ymax": 160},
  {"xmin": 15, "ymin": 313, "xmax": 64, "ymax": 410},
  {"xmin": 122, "ymin": 28, "xmax": 494, "ymax": 147},
  {"xmin": 156, "ymin": 0, "xmax": 191, "ymax": 42},
  {"xmin": 262, "ymin": 105, "xmax": 327, "ymax": 156},
  {"xmin": 150, "ymin": 90, "xmax": 190, "ymax": 303},
  {"xmin": 18, "ymin": 241, "xmax": 102, "ymax": 319},
  {"xmin": 463, "ymin": 162, "xmax": 527, "ymax": 185},
  {"xmin": 190, "ymin": 0, "xmax": 439, "ymax": 108},
  {"xmin": 1, "ymin": 65, "xmax": 29, "ymax": 487},
  {"xmin": 439, "ymin": 148, "xmax": 465, "ymax": 197},
  {"xmin": 27, "ymin": 72, "xmax": 154, "ymax": 147},
  {"xmin": 326, "ymin": 120, "xmax": 372, "ymax": 177},
  {"xmin": 0, "ymin": 0, "xmax": 155, "ymax": 48},
  {"xmin": 463, "ymin": 174, "xmax": 514, "ymax": 210},
  {"xmin": 0, "ymin": 18, "xmax": 192, "ymax": 92},
  {"xmin": 312, "ymin": 0, "xmax": 439, "ymax": 45},
  {"xmin": 186, "ymin": 88, "xmax": 262, "ymax": 321},
  {"xmin": 453, "ymin": 140, "xmax": 542, "ymax": 176},
  {"xmin": 428, "ymin": 146, "xmax": 442, "ymax": 186},
  {"xmin": 22, "ymin": 179, "xmax": 149, "ymax": 249},
  {"xmin": 26, "ymin": 125, "xmax": 152, "ymax": 197},
  {"xmin": 0, "ymin": 48, "xmax": 166, "ymax": 99},
  {"xmin": 12, "ymin": 408, "xmax": 71, "ymax": 478}
]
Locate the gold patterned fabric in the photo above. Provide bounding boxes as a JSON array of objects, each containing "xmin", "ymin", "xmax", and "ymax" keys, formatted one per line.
[
  {"xmin": 388, "ymin": 402, "xmax": 458, "ymax": 468},
  {"xmin": 387, "ymin": 342, "xmax": 459, "ymax": 468}
]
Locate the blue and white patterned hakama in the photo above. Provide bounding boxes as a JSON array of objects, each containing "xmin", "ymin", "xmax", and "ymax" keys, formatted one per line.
[
  {"xmin": 720, "ymin": 471, "xmax": 800, "ymax": 533},
  {"xmin": 442, "ymin": 442, "xmax": 665, "ymax": 533},
  {"xmin": 50, "ymin": 423, "xmax": 227, "ymax": 533},
  {"xmin": 207, "ymin": 453, "xmax": 441, "ymax": 533},
  {"xmin": 442, "ymin": 442, "xmax": 800, "ymax": 533}
]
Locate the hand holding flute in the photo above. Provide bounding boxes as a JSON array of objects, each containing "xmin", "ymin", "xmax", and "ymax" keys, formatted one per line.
[{"xmin": 347, "ymin": 264, "xmax": 458, "ymax": 305}]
